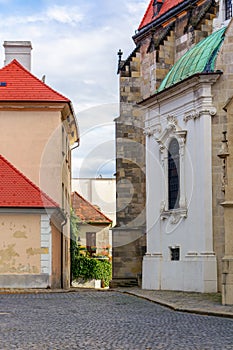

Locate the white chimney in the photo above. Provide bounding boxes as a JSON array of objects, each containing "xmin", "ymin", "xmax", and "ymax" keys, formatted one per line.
[{"xmin": 3, "ymin": 41, "xmax": 32, "ymax": 71}]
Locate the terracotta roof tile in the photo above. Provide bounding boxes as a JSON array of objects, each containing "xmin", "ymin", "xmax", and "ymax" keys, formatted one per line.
[
  {"xmin": 71, "ymin": 191, "xmax": 112, "ymax": 224},
  {"xmin": 138, "ymin": 0, "xmax": 184, "ymax": 30},
  {"xmin": 0, "ymin": 59, "xmax": 70, "ymax": 102},
  {"xmin": 0, "ymin": 154, "xmax": 59, "ymax": 208}
]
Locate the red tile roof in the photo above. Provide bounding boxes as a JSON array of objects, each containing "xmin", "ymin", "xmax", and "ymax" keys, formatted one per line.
[
  {"xmin": 0, "ymin": 59, "xmax": 70, "ymax": 102},
  {"xmin": 0, "ymin": 154, "xmax": 59, "ymax": 208},
  {"xmin": 71, "ymin": 191, "xmax": 112, "ymax": 224},
  {"xmin": 138, "ymin": 0, "xmax": 184, "ymax": 30}
]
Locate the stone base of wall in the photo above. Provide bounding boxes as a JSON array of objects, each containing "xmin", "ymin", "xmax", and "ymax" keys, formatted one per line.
[
  {"xmin": 110, "ymin": 278, "xmax": 139, "ymax": 288},
  {"xmin": 111, "ymin": 227, "xmax": 146, "ymax": 284},
  {"xmin": 0, "ymin": 274, "xmax": 50, "ymax": 289},
  {"xmin": 222, "ymin": 256, "xmax": 233, "ymax": 305},
  {"xmin": 72, "ymin": 278, "xmax": 101, "ymax": 289}
]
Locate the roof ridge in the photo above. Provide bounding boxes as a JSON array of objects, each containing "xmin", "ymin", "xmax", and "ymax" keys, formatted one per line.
[
  {"xmin": 72, "ymin": 191, "xmax": 112, "ymax": 223},
  {"xmin": 0, "ymin": 59, "xmax": 70, "ymax": 102},
  {"xmin": 0, "ymin": 154, "xmax": 59, "ymax": 208}
]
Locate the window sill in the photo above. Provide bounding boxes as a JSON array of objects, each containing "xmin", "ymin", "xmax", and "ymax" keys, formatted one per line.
[{"xmin": 161, "ymin": 207, "xmax": 187, "ymax": 224}]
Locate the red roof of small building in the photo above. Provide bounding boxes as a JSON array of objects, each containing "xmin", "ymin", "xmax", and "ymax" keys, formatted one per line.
[
  {"xmin": 0, "ymin": 59, "xmax": 70, "ymax": 102},
  {"xmin": 0, "ymin": 154, "xmax": 59, "ymax": 208},
  {"xmin": 71, "ymin": 191, "xmax": 112, "ymax": 224},
  {"xmin": 138, "ymin": 0, "xmax": 184, "ymax": 30}
]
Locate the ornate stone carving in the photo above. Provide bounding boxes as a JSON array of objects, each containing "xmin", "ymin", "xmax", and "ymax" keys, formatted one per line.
[
  {"xmin": 156, "ymin": 116, "xmax": 187, "ymax": 220},
  {"xmin": 183, "ymin": 107, "xmax": 216, "ymax": 123},
  {"xmin": 144, "ymin": 123, "xmax": 161, "ymax": 137},
  {"xmin": 183, "ymin": 110, "xmax": 200, "ymax": 123},
  {"xmin": 199, "ymin": 107, "xmax": 217, "ymax": 116},
  {"xmin": 161, "ymin": 208, "xmax": 187, "ymax": 223},
  {"xmin": 167, "ymin": 115, "xmax": 178, "ymax": 127}
]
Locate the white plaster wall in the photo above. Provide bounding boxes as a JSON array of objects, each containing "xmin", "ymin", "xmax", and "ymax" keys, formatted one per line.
[{"xmin": 143, "ymin": 77, "xmax": 217, "ymax": 292}]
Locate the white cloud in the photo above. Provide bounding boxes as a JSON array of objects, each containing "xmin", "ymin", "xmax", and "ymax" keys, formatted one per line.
[
  {"xmin": 0, "ymin": 0, "xmax": 146, "ymax": 177},
  {"xmin": 46, "ymin": 5, "xmax": 84, "ymax": 24}
]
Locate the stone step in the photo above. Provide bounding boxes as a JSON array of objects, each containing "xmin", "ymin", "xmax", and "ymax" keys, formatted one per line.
[{"xmin": 110, "ymin": 279, "xmax": 138, "ymax": 288}]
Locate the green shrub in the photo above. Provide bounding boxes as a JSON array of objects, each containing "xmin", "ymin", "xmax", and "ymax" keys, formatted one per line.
[{"xmin": 72, "ymin": 255, "xmax": 112, "ymax": 287}]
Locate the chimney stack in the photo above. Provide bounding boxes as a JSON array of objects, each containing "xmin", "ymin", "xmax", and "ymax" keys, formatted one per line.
[{"xmin": 3, "ymin": 41, "xmax": 32, "ymax": 71}]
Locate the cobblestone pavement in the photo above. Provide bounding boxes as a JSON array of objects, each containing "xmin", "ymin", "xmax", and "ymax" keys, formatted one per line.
[
  {"xmin": 117, "ymin": 287, "xmax": 233, "ymax": 318},
  {"xmin": 0, "ymin": 290, "xmax": 233, "ymax": 350}
]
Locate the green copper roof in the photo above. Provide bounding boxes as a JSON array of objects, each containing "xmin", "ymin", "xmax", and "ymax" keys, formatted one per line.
[{"xmin": 157, "ymin": 26, "xmax": 226, "ymax": 93}]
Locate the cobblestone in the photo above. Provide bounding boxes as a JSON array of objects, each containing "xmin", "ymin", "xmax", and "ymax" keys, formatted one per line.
[
  {"xmin": 117, "ymin": 287, "xmax": 233, "ymax": 318},
  {"xmin": 0, "ymin": 290, "xmax": 232, "ymax": 349}
]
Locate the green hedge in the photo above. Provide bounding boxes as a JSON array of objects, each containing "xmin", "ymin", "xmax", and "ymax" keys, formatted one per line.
[{"xmin": 72, "ymin": 255, "xmax": 112, "ymax": 287}]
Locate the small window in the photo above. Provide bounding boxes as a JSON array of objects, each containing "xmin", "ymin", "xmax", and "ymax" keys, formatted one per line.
[
  {"xmin": 170, "ymin": 247, "xmax": 180, "ymax": 261},
  {"xmin": 168, "ymin": 138, "xmax": 180, "ymax": 209},
  {"xmin": 225, "ymin": 0, "xmax": 232, "ymax": 20},
  {"xmin": 86, "ymin": 232, "xmax": 96, "ymax": 257}
]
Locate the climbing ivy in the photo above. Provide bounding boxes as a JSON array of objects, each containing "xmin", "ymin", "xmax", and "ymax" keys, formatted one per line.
[{"xmin": 72, "ymin": 255, "xmax": 112, "ymax": 287}]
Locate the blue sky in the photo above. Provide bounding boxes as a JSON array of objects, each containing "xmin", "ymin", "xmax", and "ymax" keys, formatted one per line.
[{"xmin": 0, "ymin": 0, "xmax": 148, "ymax": 177}]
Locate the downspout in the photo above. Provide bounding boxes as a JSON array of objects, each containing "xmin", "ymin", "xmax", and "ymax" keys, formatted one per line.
[{"xmin": 60, "ymin": 215, "xmax": 67, "ymax": 289}]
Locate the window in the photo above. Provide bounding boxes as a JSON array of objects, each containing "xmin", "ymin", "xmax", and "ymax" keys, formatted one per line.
[
  {"xmin": 86, "ymin": 232, "xmax": 96, "ymax": 256},
  {"xmin": 225, "ymin": 0, "xmax": 232, "ymax": 20},
  {"xmin": 168, "ymin": 138, "xmax": 180, "ymax": 209},
  {"xmin": 170, "ymin": 247, "xmax": 180, "ymax": 261},
  {"xmin": 156, "ymin": 115, "xmax": 187, "ymax": 221}
]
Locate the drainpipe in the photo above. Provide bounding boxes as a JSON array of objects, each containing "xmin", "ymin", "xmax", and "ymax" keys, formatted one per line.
[{"xmin": 60, "ymin": 215, "xmax": 67, "ymax": 289}]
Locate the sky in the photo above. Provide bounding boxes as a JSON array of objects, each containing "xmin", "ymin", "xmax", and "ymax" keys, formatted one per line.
[{"xmin": 0, "ymin": 0, "xmax": 148, "ymax": 178}]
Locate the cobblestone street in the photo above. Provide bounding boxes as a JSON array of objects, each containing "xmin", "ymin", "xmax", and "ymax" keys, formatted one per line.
[{"xmin": 0, "ymin": 290, "xmax": 233, "ymax": 350}]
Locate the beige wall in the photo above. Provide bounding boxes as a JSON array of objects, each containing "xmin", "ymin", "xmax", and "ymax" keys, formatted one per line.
[
  {"xmin": 0, "ymin": 103, "xmax": 74, "ymax": 288},
  {"xmin": 0, "ymin": 214, "xmax": 41, "ymax": 274},
  {"xmin": 0, "ymin": 108, "xmax": 63, "ymax": 205},
  {"xmin": 78, "ymin": 223, "xmax": 111, "ymax": 256}
]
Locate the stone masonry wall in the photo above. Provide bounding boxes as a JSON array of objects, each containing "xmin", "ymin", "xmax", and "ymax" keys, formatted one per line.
[
  {"xmin": 112, "ymin": 51, "xmax": 146, "ymax": 283},
  {"xmin": 212, "ymin": 21, "xmax": 233, "ymax": 291}
]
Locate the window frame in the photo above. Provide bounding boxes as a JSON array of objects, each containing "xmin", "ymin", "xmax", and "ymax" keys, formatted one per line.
[
  {"xmin": 156, "ymin": 116, "xmax": 187, "ymax": 223},
  {"xmin": 168, "ymin": 138, "xmax": 180, "ymax": 210}
]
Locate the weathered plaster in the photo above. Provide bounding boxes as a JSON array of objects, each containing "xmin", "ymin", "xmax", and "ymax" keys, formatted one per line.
[{"xmin": 0, "ymin": 214, "xmax": 41, "ymax": 274}]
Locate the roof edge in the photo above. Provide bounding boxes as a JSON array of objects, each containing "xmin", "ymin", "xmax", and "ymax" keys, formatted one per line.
[
  {"xmin": 0, "ymin": 154, "xmax": 59, "ymax": 208},
  {"xmin": 72, "ymin": 191, "xmax": 112, "ymax": 224}
]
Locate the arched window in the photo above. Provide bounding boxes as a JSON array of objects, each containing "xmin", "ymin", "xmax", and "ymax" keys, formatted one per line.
[{"xmin": 168, "ymin": 138, "xmax": 180, "ymax": 209}]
